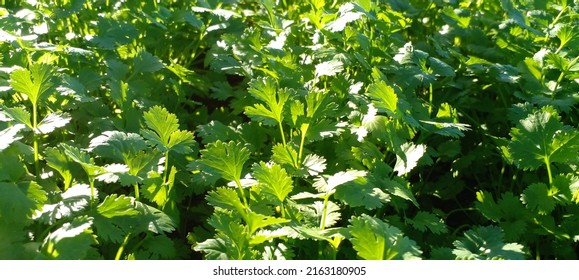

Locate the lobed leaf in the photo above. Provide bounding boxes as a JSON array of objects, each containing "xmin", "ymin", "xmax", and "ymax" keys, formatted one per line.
[
  {"xmin": 348, "ymin": 214, "xmax": 422, "ymax": 260},
  {"xmin": 199, "ymin": 140, "xmax": 250, "ymax": 182}
]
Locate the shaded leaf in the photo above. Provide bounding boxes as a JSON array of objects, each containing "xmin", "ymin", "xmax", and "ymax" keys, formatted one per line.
[{"xmin": 348, "ymin": 214, "xmax": 422, "ymax": 260}]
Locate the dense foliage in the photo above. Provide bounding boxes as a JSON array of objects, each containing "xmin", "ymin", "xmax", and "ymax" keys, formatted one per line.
[{"xmin": 0, "ymin": 0, "xmax": 577, "ymax": 260}]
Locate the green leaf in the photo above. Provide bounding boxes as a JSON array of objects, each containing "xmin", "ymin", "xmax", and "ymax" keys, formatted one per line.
[
  {"xmin": 374, "ymin": 176, "xmax": 419, "ymax": 207},
  {"xmin": 301, "ymin": 154, "xmax": 327, "ymax": 176},
  {"xmin": 0, "ymin": 149, "xmax": 26, "ymax": 182},
  {"xmin": 194, "ymin": 237, "xmax": 230, "ymax": 260},
  {"xmin": 41, "ymin": 216, "xmax": 97, "ymax": 260},
  {"xmin": 313, "ymin": 170, "xmax": 367, "ymax": 194},
  {"xmin": 271, "ymin": 143, "xmax": 299, "ymax": 169},
  {"xmin": 141, "ymin": 171, "xmax": 167, "ymax": 207},
  {"xmin": 245, "ymin": 212, "xmax": 289, "ymax": 236},
  {"xmin": 0, "ymin": 124, "xmax": 25, "ymax": 151},
  {"xmin": 475, "ymin": 191, "xmax": 502, "ymax": 221},
  {"xmin": 334, "ymin": 177, "xmax": 390, "ymax": 210},
  {"xmin": 135, "ymin": 201, "xmax": 176, "ymax": 234},
  {"xmin": 206, "ymin": 187, "xmax": 246, "ymax": 213},
  {"xmin": 348, "ymin": 214, "xmax": 422, "ymax": 260},
  {"xmin": 521, "ymin": 183, "xmax": 556, "ymax": 215},
  {"xmin": 35, "ymin": 112, "xmax": 71, "ymax": 134},
  {"xmin": 324, "ymin": 3, "xmax": 364, "ymax": 32},
  {"xmin": 244, "ymin": 77, "xmax": 290, "ymax": 126},
  {"xmin": 368, "ymin": 80, "xmax": 397, "ymax": 116},
  {"xmin": 252, "ymin": 162, "xmax": 293, "ymax": 204},
  {"xmin": 132, "ymin": 51, "xmax": 164, "ymax": 73},
  {"xmin": 135, "ymin": 235, "xmax": 176, "ymax": 260},
  {"xmin": 89, "ymin": 130, "xmax": 149, "ymax": 162},
  {"xmin": 205, "ymin": 212, "xmax": 254, "ymax": 259},
  {"xmin": 429, "ymin": 57, "xmax": 455, "ymax": 77},
  {"xmin": 508, "ymin": 106, "xmax": 579, "ymax": 170},
  {"xmin": 33, "ymin": 184, "xmax": 94, "ymax": 225},
  {"xmin": 405, "ymin": 211, "xmax": 448, "ymax": 234},
  {"xmin": 394, "ymin": 142, "xmax": 426, "ymax": 176},
  {"xmin": 95, "ymin": 164, "xmax": 141, "ymax": 186},
  {"xmin": 199, "ymin": 140, "xmax": 250, "ymax": 182},
  {"xmin": 0, "ymin": 181, "xmax": 46, "ymax": 226},
  {"xmin": 452, "ymin": 226, "xmax": 525, "ymax": 260},
  {"xmin": 9, "ymin": 63, "xmax": 56, "ymax": 106},
  {"xmin": 97, "ymin": 194, "xmax": 139, "ymax": 218},
  {"xmin": 141, "ymin": 106, "xmax": 195, "ymax": 154},
  {"xmin": 45, "ymin": 147, "xmax": 74, "ymax": 190},
  {"xmin": 1, "ymin": 107, "xmax": 32, "ymax": 128},
  {"xmin": 315, "ymin": 59, "xmax": 344, "ymax": 77},
  {"xmin": 60, "ymin": 143, "xmax": 103, "ymax": 177},
  {"xmin": 311, "ymin": 200, "xmax": 341, "ymax": 228}
]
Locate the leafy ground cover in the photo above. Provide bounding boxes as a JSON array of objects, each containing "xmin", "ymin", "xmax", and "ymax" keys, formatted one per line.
[{"xmin": 0, "ymin": 0, "xmax": 577, "ymax": 260}]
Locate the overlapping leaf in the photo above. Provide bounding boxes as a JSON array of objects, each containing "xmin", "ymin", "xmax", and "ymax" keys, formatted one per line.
[{"xmin": 141, "ymin": 106, "xmax": 195, "ymax": 154}]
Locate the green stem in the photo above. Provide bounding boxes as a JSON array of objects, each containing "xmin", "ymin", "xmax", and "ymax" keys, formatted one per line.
[
  {"xmin": 298, "ymin": 124, "xmax": 309, "ymax": 167},
  {"xmin": 428, "ymin": 83, "xmax": 433, "ymax": 116},
  {"xmin": 115, "ymin": 232, "xmax": 132, "ymax": 260},
  {"xmin": 550, "ymin": 5, "xmax": 567, "ymax": 29},
  {"xmin": 163, "ymin": 151, "xmax": 170, "ymax": 185},
  {"xmin": 32, "ymin": 103, "xmax": 40, "ymax": 179},
  {"xmin": 133, "ymin": 183, "xmax": 140, "ymax": 201},
  {"xmin": 544, "ymin": 157, "xmax": 553, "ymax": 187},
  {"xmin": 235, "ymin": 178, "xmax": 250, "ymax": 208},
  {"xmin": 278, "ymin": 122, "xmax": 287, "ymax": 146},
  {"xmin": 320, "ymin": 195, "xmax": 330, "ymax": 230},
  {"xmin": 89, "ymin": 177, "xmax": 95, "ymax": 209}
]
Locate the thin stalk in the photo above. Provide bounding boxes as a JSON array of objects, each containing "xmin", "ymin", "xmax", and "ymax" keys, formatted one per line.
[
  {"xmin": 320, "ymin": 195, "xmax": 330, "ymax": 230},
  {"xmin": 428, "ymin": 83, "xmax": 434, "ymax": 116},
  {"xmin": 298, "ymin": 123, "xmax": 309, "ymax": 166},
  {"xmin": 133, "ymin": 183, "xmax": 140, "ymax": 201},
  {"xmin": 278, "ymin": 122, "xmax": 287, "ymax": 146},
  {"xmin": 544, "ymin": 157, "xmax": 553, "ymax": 187},
  {"xmin": 163, "ymin": 152, "xmax": 170, "ymax": 184},
  {"xmin": 32, "ymin": 103, "xmax": 40, "ymax": 179},
  {"xmin": 550, "ymin": 5, "xmax": 568, "ymax": 29},
  {"xmin": 234, "ymin": 178, "xmax": 250, "ymax": 208},
  {"xmin": 89, "ymin": 177, "xmax": 95, "ymax": 209},
  {"xmin": 115, "ymin": 232, "xmax": 132, "ymax": 260}
]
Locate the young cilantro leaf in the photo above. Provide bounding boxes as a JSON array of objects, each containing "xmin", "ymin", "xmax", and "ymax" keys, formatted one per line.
[
  {"xmin": 271, "ymin": 143, "xmax": 299, "ymax": 170},
  {"xmin": 141, "ymin": 106, "xmax": 195, "ymax": 154},
  {"xmin": 35, "ymin": 112, "xmax": 71, "ymax": 134},
  {"xmin": 452, "ymin": 226, "xmax": 525, "ymax": 260},
  {"xmin": 348, "ymin": 214, "xmax": 422, "ymax": 260},
  {"xmin": 60, "ymin": 143, "xmax": 103, "ymax": 178},
  {"xmin": 311, "ymin": 200, "xmax": 341, "ymax": 228},
  {"xmin": 508, "ymin": 106, "xmax": 579, "ymax": 170},
  {"xmin": 40, "ymin": 216, "xmax": 97, "ymax": 260},
  {"xmin": 1, "ymin": 106, "xmax": 32, "ymax": 128},
  {"xmin": 206, "ymin": 187, "xmax": 246, "ymax": 213},
  {"xmin": 0, "ymin": 124, "xmax": 25, "ymax": 152},
  {"xmin": 89, "ymin": 131, "xmax": 149, "ymax": 161},
  {"xmin": 9, "ymin": 63, "xmax": 56, "ymax": 106},
  {"xmin": 368, "ymin": 80, "xmax": 397, "ymax": 116},
  {"xmin": 244, "ymin": 77, "xmax": 291, "ymax": 128},
  {"xmin": 199, "ymin": 140, "xmax": 250, "ymax": 183},
  {"xmin": 521, "ymin": 183, "xmax": 556, "ymax": 215},
  {"xmin": 33, "ymin": 184, "xmax": 94, "ymax": 225},
  {"xmin": 252, "ymin": 162, "xmax": 293, "ymax": 205},
  {"xmin": 394, "ymin": 142, "xmax": 426, "ymax": 176},
  {"xmin": 194, "ymin": 237, "xmax": 230, "ymax": 260},
  {"xmin": 97, "ymin": 194, "xmax": 139, "ymax": 218},
  {"xmin": 313, "ymin": 170, "xmax": 367, "ymax": 194},
  {"xmin": 0, "ymin": 148, "xmax": 27, "ymax": 182},
  {"xmin": 0, "ymin": 181, "xmax": 47, "ymax": 226},
  {"xmin": 405, "ymin": 211, "xmax": 448, "ymax": 234},
  {"xmin": 45, "ymin": 147, "xmax": 77, "ymax": 191}
]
